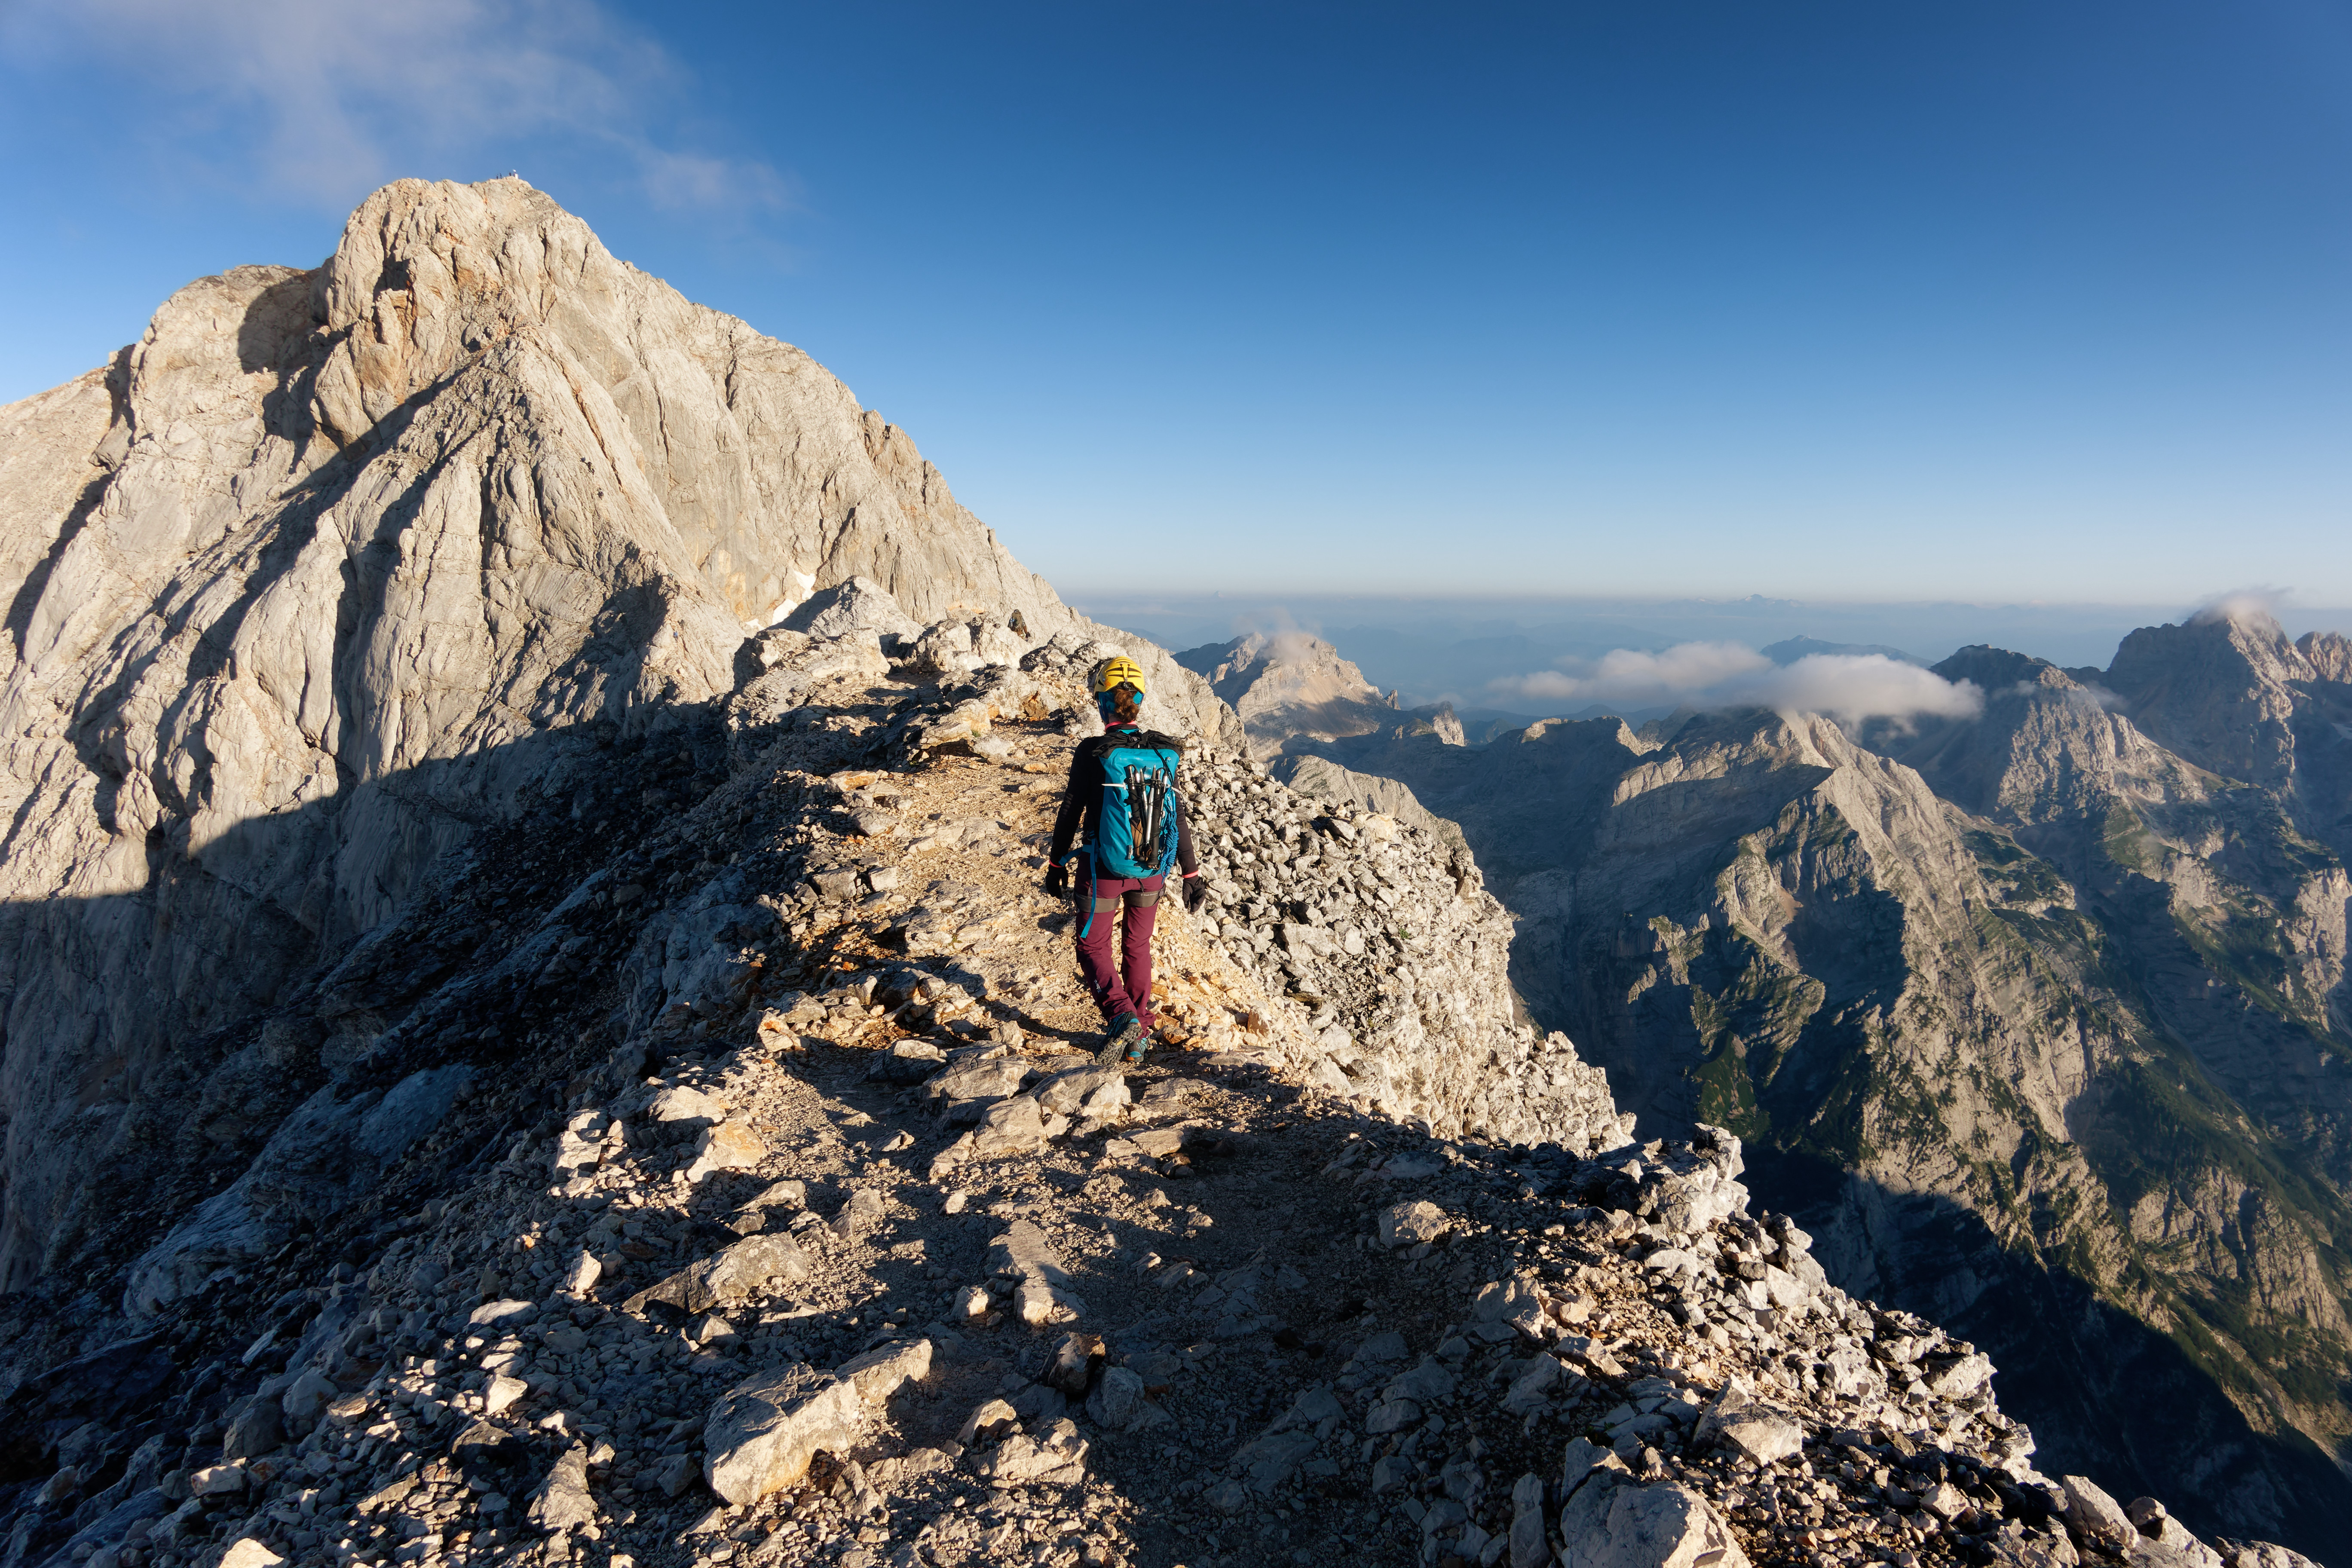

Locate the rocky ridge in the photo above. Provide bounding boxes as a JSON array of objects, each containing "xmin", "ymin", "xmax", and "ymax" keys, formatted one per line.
[{"xmin": 0, "ymin": 655, "xmax": 2306, "ymax": 1568}]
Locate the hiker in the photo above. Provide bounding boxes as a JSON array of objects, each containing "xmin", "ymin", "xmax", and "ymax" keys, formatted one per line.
[{"xmin": 1043, "ymin": 655, "xmax": 1208, "ymax": 1064}]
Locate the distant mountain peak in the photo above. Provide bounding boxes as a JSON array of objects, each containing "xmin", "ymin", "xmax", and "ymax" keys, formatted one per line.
[
  {"xmin": 1173, "ymin": 631, "xmax": 1427, "ymax": 759},
  {"xmin": 1759, "ymin": 634, "xmax": 1919, "ymax": 665}
]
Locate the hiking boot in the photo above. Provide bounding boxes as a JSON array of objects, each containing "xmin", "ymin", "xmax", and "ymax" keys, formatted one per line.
[
  {"xmin": 1096, "ymin": 1014, "xmax": 1147, "ymax": 1066},
  {"xmin": 1124, "ymin": 1026, "xmax": 1153, "ymax": 1065}
]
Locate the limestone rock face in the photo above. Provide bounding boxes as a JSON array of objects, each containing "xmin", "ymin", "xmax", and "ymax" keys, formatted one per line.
[
  {"xmin": 1267, "ymin": 752, "xmax": 1464, "ymax": 848},
  {"xmin": 0, "ymin": 176, "xmax": 1234, "ymax": 1297}
]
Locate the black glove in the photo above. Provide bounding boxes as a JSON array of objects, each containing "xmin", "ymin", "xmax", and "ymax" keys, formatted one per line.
[
  {"xmin": 1044, "ymin": 864, "xmax": 1069, "ymax": 898},
  {"xmin": 1183, "ymin": 877, "xmax": 1208, "ymax": 914}
]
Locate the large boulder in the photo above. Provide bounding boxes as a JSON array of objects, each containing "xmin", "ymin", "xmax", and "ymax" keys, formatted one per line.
[
  {"xmin": 703, "ymin": 1341, "xmax": 931, "ymax": 1505},
  {"xmin": 624, "ymin": 1232, "xmax": 810, "ymax": 1314},
  {"xmin": 1558, "ymin": 1476, "xmax": 1751, "ymax": 1568}
]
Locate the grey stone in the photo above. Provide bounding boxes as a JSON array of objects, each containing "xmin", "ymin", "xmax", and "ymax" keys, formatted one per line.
[
  {"xmin": 1555, "ymin": 1333, "xmax": 1627, "ymax": 1380},
  {"xmin": 986, "ymin": 1219, "xmax": 1070, "ymax": 1287},
  {"xmin": 1988, "ymin": 1522, "xmax": 2084, "ymax": 1568},
  {"xmin": 1266, "ymin": 1385, "xmax": 1343, "ymax": 1433},
  {"xmin": 188, "ymin": 1465, "xmax": 247, "ymax": 1497},
  {"xmin": 1383, "ymin": 1357, "xmax": 1458, "ymax": 1403},
  {"xmin": 742, "ymin": 1179, "xmax": 808, "ymax": 1213},
  {"xmin": 527, "ymin": 1443, "xmax": 596, "ymax": 1531},
  {"xmin": 703, "ymin": 1341, "xmax": 929, "ymax": 1506},
  {"xmin": 2133, "ymin": 1519, "xmax": 2223, "ymax": 1568},
  {"xmin": 2061, "ymin": 1474, "xmax": 2137, "ymax": 1555},
  {"xmin": 785, "ymin": 576, "xmax": 922, "ymax": 647},
  {"xmin": 1033, "ymin": 1067, "xmax": 1130, "ymax": 1118},
  {"xmin": 1509, "ymin": 1471, "xmax": 1550, "ymax": 1568},
  {"xmin": 974, "ymin": 1418, "xmax": 1088, "ymax": 1488},
  {"xmin": 279, "ymin": 1368, "xmax": 340, "ymax": 1425},
  {"xmin": 812, "ymin": 870, "xmax": 864, "ymax": 901},
  {"xmin": 832, "ymin": 1188, "xmax": 886, "ymax": 1236},
  {"xmin": 1694, "ymin": 1378, "xmax": 1802, "ymax": 1465},
  {"xmin": 837, "ymin": 1339, "xmax": 933, "ymax": 1403},
  {"xmin": 1560, "ymin": 1437, "xmax": 1619, "ymax": 1501},
  {"xmin": 1501, "ymin": 1356, "xmax": 1564, "ymax": 1416},
  {"xmin": 1556, "ymin": 1476, "xmax": 1750, "ymax": 1568},
  {"xmin": 221, "ymin": 1395, "xmax": 283, "ymax": 1459},
  {"xmin": 1084, "ymin": 1366, "xmax": 1150, "ymax": 1431},
  {"xmin": 968, "ymin": 1095, "xmax": 1048, "ymax": 1158},
  {"xmin": 658, "ymin": 1453, "xmax": 701, "ymax": 1498},
  {"xmin": 1378, "ymin": 1201, "xmax": 1452, "ymax": 1247},
  {"xmin": 2217, "ymin": 1545, "xmax": 2324, "ymax": 1568},
  {"xmin": 648, "ymin": 1086, "xmax": 726, "ymax": 1131},
  {"xmin": 1232, "ymin": 1429, "xmax": 1319, "ymax": 1493},
  {"xmin": 957, "ymin": 1399, "xmax": 1020, "ymax": 1447},
  {"xmin": 624, "ymin": 1232, "xmax": 809, "ymax": 1314},
  {"xmin": 867, "ymin": 1042, "xmax": 946, "ymax": 1086},
  {"xmin": 1043, "ymin": 1332, "xmax": 1106, "ymax": 1396},
  {"xmin": 926, "ymin": 1059, "xmax": 1030, "ymax": 1104},
  {"xmin": 468, "ymin": 1298, "xmax": 537, "ymax": 1330}
]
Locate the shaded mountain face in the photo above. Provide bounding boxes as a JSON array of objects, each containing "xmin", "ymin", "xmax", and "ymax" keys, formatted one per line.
[
  {"xmin": 0, "ymin": 176, "xmax": 1239, "ymax": 1304},
  {"xmin": 1274, "ymin": 616, "xmax": 2352, "ymax": 1559}
]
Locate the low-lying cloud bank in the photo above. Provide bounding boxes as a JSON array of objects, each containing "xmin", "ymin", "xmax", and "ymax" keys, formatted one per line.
[{"xmin": 1494, "ymin": 642, "xmax": 1984, "ymax": 725}]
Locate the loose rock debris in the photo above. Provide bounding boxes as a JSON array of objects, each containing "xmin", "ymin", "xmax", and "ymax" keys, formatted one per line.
[{"xmin": 0, "ymin": 624, "xmax": 2312, "ymax": 1568}]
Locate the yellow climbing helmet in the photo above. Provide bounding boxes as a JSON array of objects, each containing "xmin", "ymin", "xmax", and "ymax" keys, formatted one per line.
[{"xmin": 1091, "ymin": 655, "xmax": 1146, "ymax": 697}]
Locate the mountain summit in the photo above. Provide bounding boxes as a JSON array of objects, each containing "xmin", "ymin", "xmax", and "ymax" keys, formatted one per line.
[{"xmin": 0, "ymin": 177, "xmax": 1235, "ymax": 1296}]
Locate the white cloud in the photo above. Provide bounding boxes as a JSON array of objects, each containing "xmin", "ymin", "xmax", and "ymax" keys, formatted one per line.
[
  {"xmin": 2189, "ymin": 588, "xmax": 2287, "ymax": 628},
  {"xmin": 1755, "ymin": 653, "xmax": 1983, "ymax": 725},
  {"xmin": 1498, "ymin": 642, "xmax": 1770, "ymax": 706},
  {"xmin": 1492, "ymin": 642, "xmax": 1982, "ymax": 726},
  {"xmin": 3, "ymin": 0, "xmax": 785, "ymax": 211}
]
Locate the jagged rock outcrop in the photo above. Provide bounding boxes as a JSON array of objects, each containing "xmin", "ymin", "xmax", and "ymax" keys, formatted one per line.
[
  {"xmin": 1263, "ymin": 753, "xmax": 1464, "ymax": 849},
  {"xmin": 1271, "ymin": 613, "xmax": 2352, "ymax": 1558},
  {"xmin": 0, "ymin": 176, "xmax": 1237, "ymax": 1302}
]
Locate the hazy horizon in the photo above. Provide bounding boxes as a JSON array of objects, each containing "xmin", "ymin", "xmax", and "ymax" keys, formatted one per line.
[
  {"xmin": 1072, "ymin": 590, "xmax": 2352, "ymax": 713},
  {"xmin": 5, "ymin": 3, "xmax": 2349, "ymax": 606}
]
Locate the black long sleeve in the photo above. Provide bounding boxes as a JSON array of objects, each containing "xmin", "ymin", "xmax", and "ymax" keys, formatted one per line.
[{"xmin": 1047, "ymin": 738, "xmax": 1096, "ymax": 867}]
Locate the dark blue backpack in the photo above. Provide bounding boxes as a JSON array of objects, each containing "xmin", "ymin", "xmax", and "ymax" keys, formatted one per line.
[{"xmin": 1090, "ymin": 738, "xmax": 1182, "ymax": 879}]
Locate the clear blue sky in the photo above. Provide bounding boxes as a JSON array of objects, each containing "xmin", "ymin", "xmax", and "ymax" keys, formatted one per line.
[{"xmin": 3, "ymin": 1, "xmax": 2348, "ymax": 606}]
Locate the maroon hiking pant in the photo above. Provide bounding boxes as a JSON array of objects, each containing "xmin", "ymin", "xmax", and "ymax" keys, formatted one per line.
[{"xmin": 1074, "ymin": 865, "xmax": 1164, "ymax": 1028}]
